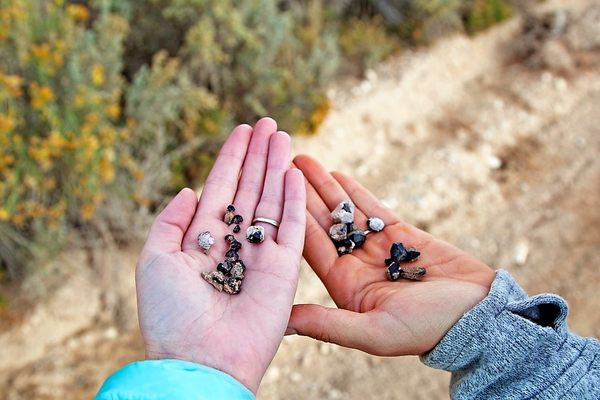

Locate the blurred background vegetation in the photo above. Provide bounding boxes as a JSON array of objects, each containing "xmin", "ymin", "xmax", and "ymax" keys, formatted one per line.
[{"xmin": 0, "ymin": 0, "xmax": 512, "ymax": 280}]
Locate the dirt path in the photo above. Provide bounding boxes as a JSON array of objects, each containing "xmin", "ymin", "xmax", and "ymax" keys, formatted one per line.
[{"xmin": 1, "ymin": 0, "xmax": 599, "ymax": 398}]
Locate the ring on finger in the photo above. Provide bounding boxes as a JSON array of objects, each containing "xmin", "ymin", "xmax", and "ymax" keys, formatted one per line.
[{"xmin": 252, "ymin": 217, "xmax": 280, "ymax": 228}]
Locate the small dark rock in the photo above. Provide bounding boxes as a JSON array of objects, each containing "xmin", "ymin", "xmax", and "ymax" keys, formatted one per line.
[
  {"xmin": 390, "ymin": 242, "xmax": 408, "ymax": 261},
  {"xmin": 225, "ymin": 234, "xmax": 235, "ymax": 243},
  {"xmin": 341, "ymin": 202, "xmax": 353, "ymax": 213},
  {"xmin": 386, "ymin": 262, "xmax": 402, "ymax": 281},
  {"xmin": 225, "ymin": 249, "xmax": 239, "ymax": 261},
  {"xmin": 229, "ymin": 240, "xmax": 242, "ymax": 251},
  {"xmin": 345, "ymin": 223, "xmax": 359, "ymax": 233},
  {"xmin": 227, "ymin": 204, "xmax": 236, "ymax": 213},
  {"xmin": 384, "ymin": 257, "xmax": 395, "ymax": 267},
  {"xmin": 217, "ymin": 262, "xmax": 231, "ymax": 274},
  {"xmin": 232, "ymin": 214, "xmax": 243, "ymax": 224},
  {"xmin": 347, "ymin": 230, "xmax": 366, "ymax": 248},
  {"xmin": 405, "ymin": 248, "xmax": 421, "ymax": 262},
  {"xmin": 233, "ymin": 224, "xmax": 241, "ymax": 233},
  {"xmin": 336, "ymin": 239, "xmax": 355, "ymax": 256}
]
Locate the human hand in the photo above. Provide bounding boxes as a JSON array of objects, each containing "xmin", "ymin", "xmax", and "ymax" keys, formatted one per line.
[
  {"xmin": 287, "ymin": 155, "xmax": 495, "ymax": 356},
  {"xmin": 135, "ymin": 118, "xmax": 305, "ymax": 393}
]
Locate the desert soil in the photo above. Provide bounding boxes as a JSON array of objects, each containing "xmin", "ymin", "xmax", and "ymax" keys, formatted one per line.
[{"xmin": 1, "ymin": 0, "xmax": 599, "ymax": 398}]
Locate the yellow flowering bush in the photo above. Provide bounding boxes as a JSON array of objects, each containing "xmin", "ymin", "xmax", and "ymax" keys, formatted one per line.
[
  {"xmin": 0, "ymin": 1, "xmax": 227, "ymax": 277},
  {"xmin": 0, "ymin": 0, "xmax": 132, "ymax": 276}
]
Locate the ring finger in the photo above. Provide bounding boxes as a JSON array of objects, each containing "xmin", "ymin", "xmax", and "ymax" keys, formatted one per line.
[
  {"xmin": 252, "ymin": 131, "xmax": 291, "ymax": 240},
  {"xmin": 230, "ymin": 117, "xmax": 277, "ymax": 232}
]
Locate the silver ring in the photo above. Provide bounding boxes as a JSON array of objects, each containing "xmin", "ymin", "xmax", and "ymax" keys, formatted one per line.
[{"xmin": 252, "ymin": 217, "xmax": 280, "ymax": 228}]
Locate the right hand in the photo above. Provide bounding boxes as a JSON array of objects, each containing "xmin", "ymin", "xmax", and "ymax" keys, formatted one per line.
[{"xmin": 287, "ymin": 155, "xmax": 496, "ymax": 356}]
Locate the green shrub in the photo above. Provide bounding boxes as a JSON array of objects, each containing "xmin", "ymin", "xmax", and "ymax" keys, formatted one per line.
[
  {"xmin": 339, "ymin": 17, "xmax": 400, "ymax": 73},
  {"xmin": 124, "ymin": 0, "xmax": 340, "ymax": 134},
  {"xmin": 463, "ymin": 0, "xmax": 513, "ymax": 34}
]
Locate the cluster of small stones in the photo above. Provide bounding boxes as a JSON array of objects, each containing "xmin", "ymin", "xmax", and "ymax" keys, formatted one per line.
[
  {"xmin": 328, "ymin": 200, "xmax": 385, "ymax": 256},
  {"xmin": 201, "ymin": 204, "xmax": 248, "ymax": 295},
  {"xmin": 385, "ymin": 242, "xmax": 426, "ymax": 281},
  {"xmin": 223, "ymin": 204, "xmax": 244, "ymax": 234},
  {"xmin": 201, "ymin": 234, "xmax": 246, "ymax": 294}
]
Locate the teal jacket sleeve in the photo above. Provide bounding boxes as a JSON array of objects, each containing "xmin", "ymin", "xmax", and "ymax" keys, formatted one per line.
[
  {"xmin": 96, "ymin": 359, "xmax": 255, "ymax": 400},
  {"xmin": 421, "ymin": 270, "xmax": 600, "ymax": 399}
]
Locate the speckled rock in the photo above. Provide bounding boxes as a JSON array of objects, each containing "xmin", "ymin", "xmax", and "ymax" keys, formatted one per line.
[
  {"xmin": 328, "ymin": 223, "xmax": 348, "ymax": 241},
  {"xmin": 246, "ymin": 225, "xmax": 265, "ymax": 243},
  {"xmin": 367, "ymin": 217, "xmax": 385, "ymax": 232},
  {"xmin": 197, "ymin": 231, "xmax": 215, "ymax": 253},
  {"xmin": 331, "ymin": 200, "xmax": 355, "ymax": 224}
]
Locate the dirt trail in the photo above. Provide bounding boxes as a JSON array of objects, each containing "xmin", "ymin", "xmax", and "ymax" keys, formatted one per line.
[{"xmin": 1, "ymin": 0, "xmax": 599, "ymax": 398}]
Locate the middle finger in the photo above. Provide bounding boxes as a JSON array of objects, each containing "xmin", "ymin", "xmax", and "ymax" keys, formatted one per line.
[{"xmin": 231, "ymin": 117, "xmax": 278, "ymax": 229}]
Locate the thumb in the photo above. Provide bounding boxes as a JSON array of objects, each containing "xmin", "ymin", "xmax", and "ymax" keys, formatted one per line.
[
  {"xmin": 287, "ymin": 304, "xmax": 381, "ymax": 354},
  {"xmin": 142, "ymin": 188, "xmax": 198, "ymax": 258}
]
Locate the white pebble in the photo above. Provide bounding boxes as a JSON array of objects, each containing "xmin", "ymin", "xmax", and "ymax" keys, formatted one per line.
[
  {"xmin": 367, "ymin": 217, "xmax": 385, "ymax": 232},
  {"xmin": 197, "ymin": 231, "xmax": 215, "ymax": 253}
]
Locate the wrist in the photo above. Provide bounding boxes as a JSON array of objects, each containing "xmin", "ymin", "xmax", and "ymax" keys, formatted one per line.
[{"xmin": 145, "ymin": 344, "xmax": 263, "ymax": 394}]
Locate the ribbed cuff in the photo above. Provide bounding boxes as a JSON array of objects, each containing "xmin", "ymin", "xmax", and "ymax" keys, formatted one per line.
[
  {"xmin": 421, "ymin": 270, "xmax": 600, "ymax": 399},
  {"xmin": 96, "ymin": 359, "xmax": 255, "ymax": 400}
]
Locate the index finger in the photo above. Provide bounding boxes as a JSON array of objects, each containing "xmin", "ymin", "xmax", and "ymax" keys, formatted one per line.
[{"xmin": 181, "ymin": 124, "xmax": 252, "ymax": 247}]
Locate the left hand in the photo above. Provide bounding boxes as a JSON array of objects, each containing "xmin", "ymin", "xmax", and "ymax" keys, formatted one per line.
[
  {"xmin": 135, "ymin": 118, "xmax": 306, "ymax": 393},
  {"xmin": 287, "ymin": 155, "xmax": 494, "ymax": 356}
]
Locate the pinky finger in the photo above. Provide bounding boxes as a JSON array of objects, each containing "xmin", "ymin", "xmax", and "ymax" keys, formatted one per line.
[{"xmin": 276, "ymin": 168, "xmax": 306, "ymax": 257}]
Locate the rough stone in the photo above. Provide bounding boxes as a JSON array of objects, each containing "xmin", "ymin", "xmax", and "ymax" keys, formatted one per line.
[
  {"xmin": 246, "ymin": 225, "xmax": 265, "ymax": 243},
  {"xmin": 336, "ymin": 239, "xmax": 355, "ymax": 256},
  {"xmin": 390, "ymin": 242, "xmax": 408, "ymax": 261},
  {"xmin": 230, "ymin": 261, "xmax": 246, "ymax": 280},
  {"xmin": 405, "ymin": 248, "xmax": 421, "ymax": 262},
  {"xmin": 328, "ymin": 223, "xmax": 348, "ymax": 241},
  {"xmin": 331, "ymin": 200, "xmax": 355, "ymax": 224},
  {"xmin": 201, "ymin": 271, "xmax": 226, "ymax": 291},
  {"xmin": 367, "ymin": 217, "xmax": 385, "ymax": 232},
  {"xmin": 386, "ymin": 262, "xmax": 402, "ymax": 281},
  {"xmin": 223, "ymin": 277, "xmax": 242, "ymax": 295},
  {"xmin": 347, "ymin": 230, "xmax": 366, "ymax": 248},
  {"xmin": 399, "ymin": 266, "xmax": 427, "ymax": 281},
  {"xmin": 197, "ymin": 231, "xmax": 215, "ymax": 253}
]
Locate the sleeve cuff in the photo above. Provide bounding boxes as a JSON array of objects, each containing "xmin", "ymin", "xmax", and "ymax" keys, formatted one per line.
[
  {"xmin": 96, "ymin": 359, "xmax": 255, "ymax": 400},
  {"xmin": 420, "ymin": 269, "xmax": 600, "ymax": 398}
]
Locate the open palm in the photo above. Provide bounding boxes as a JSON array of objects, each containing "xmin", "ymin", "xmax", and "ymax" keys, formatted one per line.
[
  {"xmin": 136, "ymin": 118, "xmax": 305, "ymax": 394},
  {"xmin": 289, "ymin": 155, "xmax": 495, "ymax": 356}
]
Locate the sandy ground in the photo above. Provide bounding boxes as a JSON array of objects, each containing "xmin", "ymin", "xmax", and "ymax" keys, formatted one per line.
[{"xmin": 1, "ymin": 0, "xmax": 599, "ymax": 398}]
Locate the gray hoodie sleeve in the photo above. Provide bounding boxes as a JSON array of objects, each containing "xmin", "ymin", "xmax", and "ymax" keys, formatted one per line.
[{"xmin": 421, "ymin": 270, "xmax": 600, "ymax": 399}]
